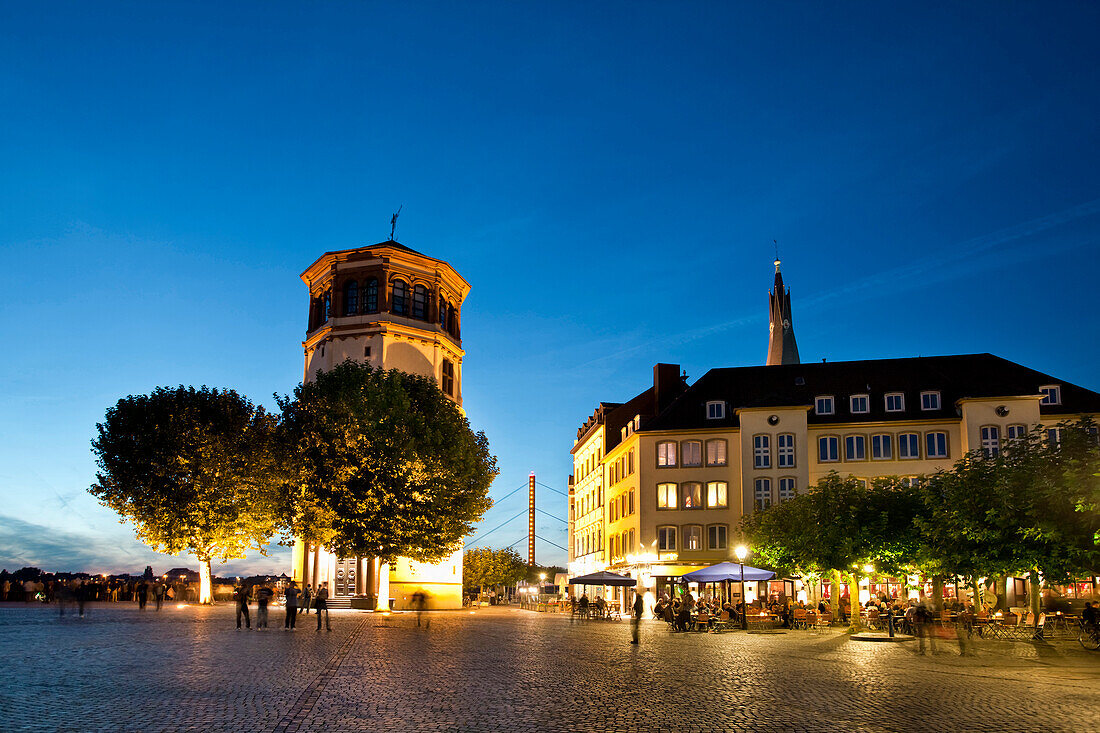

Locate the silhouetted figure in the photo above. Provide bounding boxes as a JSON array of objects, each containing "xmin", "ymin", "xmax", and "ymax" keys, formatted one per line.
[
  {"xmin": 233, "ymin": 584, "xmax": 251, "ymax": 630},
  {"xmin": 300, "ymin": 584, "xmax": 312, "ymax": 616},
  {"xmin": 137, "ymin": 581, "xmax": 148, "ymax": 610},
  {"xmin": 75, "ymin": 580, "xmax": 87, "ymax": 618},
  {"xmin": 631, "ymin": 591, "xmax": 644, "ymax": 644},
  {"xmin": 284, "ymin": 581, "xmax": 299, "ymax": 630},
  {"xmin": 411, "ymin": 591, "xmax": 429, "ymax": 628},
  {"xmin": 315, "ymin": 585, "xmax": 330, "ymax": 631},
  {"xmin": 154, "ymin": 583, "xmax": 164, "ymax": 611}
]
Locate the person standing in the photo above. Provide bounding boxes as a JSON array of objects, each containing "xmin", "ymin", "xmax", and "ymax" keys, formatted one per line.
[
  {"xmin": 300, "ymin": 584, "xmax": 312, "ymax": 616},
  {"xmin": 631, "ymin": 590, "xmax": 644, "ymax": 644},
  {"xmin": 74, "ymin": 580, "xmax": 87, "ymax": 618},
  {"xmin": 314, "ymin": 584, "xmax": 330, "ymax": 631},
  {"xmin": 137, "ymin": 581, "xmax": 148, "ymax": 610},
  {"xmin": 233, "ymin": 584, "xmax": 251, "ymax": 631},
  {"xmin": 283, "ymin": 581, "xmax": 299, "ymax": 630},
  {"xmin": 256, "ymin": 584, "xmax": 273, "ymax": 630},
  {"xmin": 154, "ymin": 583, "xmax": 164, "ymax": 611}
]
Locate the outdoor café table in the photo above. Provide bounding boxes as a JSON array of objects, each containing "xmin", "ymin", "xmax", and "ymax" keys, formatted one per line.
[{"xmin": 747, "ymin": 613, "xmax": 779, "ymax": 629}]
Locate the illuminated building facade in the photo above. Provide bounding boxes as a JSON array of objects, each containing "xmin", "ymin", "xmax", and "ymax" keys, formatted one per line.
[
  {"xmin": 291, "ymin": 239, "xmax": 469, "ymax": 609},
  {"xmin": 568, "ymin": 261, "xmax": 1100, "ymax": 611}
]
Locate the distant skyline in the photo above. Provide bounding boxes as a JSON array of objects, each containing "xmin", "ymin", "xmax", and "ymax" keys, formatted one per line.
[{"xmin": 2, "ymin": 2, "xmax": 1099, "ymax": 575}]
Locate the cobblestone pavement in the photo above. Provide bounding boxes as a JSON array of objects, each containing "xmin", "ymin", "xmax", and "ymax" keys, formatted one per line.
[{"xmin": 2, "ymin": 603, "xmax": 1098, "ymax": 732}]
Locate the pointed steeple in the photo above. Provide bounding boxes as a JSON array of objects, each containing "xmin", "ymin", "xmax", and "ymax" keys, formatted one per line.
[{"xmin": 767, "ymin": 258, "xmax": 800, "ymax": 365}]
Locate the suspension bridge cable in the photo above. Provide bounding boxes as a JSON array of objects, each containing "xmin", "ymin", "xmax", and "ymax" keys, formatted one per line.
[
  {"xmin": 535, "ymin": 480, "xmax": 568, "ymax": 496},
  {"xmin": 534, "ymin": 534, "xmax": 568, "ymax": 552},
  {"xmin": 490, "ymin": 482, "xmax": 530, "ymax": 506},
  {"xmin": 505, "ymin": 535, "xmax": 527, "ymax": 550},
  {"xmin": 535, "ymin": 507, "xmax": 567, "ymax": 523},
  {"xmin": 463, "ymin": 508, "xmax": 528, "ymax": 548}
]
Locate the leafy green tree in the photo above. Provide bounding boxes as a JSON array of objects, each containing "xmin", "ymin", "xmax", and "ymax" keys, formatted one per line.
[
  {"xmin": 90, "ymin": 386, "xmax": 281, "ymax": 603},
  {"xmin": 463, "ymin": 547, "xmax": 526, "ymax": 595},
  {"xmin": 280, "ymin": 361, "xmax": 497, "ymax": 605}
]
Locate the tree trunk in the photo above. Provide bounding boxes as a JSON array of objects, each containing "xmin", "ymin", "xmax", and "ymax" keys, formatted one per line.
[
  {"xmin": 830, "ymin": 570, "xmax": 841, "ymax": 618},
  {"xmin": 1029, "ymin": 569, "xmax": 1041, "ymax": 628},
  {"xmin": 931, "ymin": 576, "xmax": 944, "ymax": 613},
  {"xmin": 365, "ymin": 555, "xmax": 378, "ymax": 610},
  {"xmin": 970, "ymin": 577, "xmax": 981, "ymax": 609},
  {"xmin": 198, "ymin": 556, "xmax": 213, "ymax": 605},
  {"xmin": 847, "ymin": 571, "xmax": 863, "ymax": 633}
]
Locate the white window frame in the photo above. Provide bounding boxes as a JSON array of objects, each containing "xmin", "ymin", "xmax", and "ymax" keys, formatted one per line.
[
  {"xmin": 1047, "ymin": 427, "xmax": 1062, "ymax": 446},
  {"xmin": 926, "ymin": 431, "xmax": 948, "ymax": 459},
  {"xmin": 1006, "ymin": 423, "xmax": 1027, "ymax": 441},
  {"xmin": 705, "ymin": 439, "xmax": 727, "ymax": 466},
  {"xmin": 682, "ymin": 525, "xmax": 703, "ymax": 551},
  {"xmin": 681, "ymin": 440, "xmax": 702, "ymax": 467},
  {"xmin": 871, "ymin": 433, "xmax": 892, "ymax": 460},
  {"xmin": 777, "ymin": 433, "xmax": 796, "ymax": 468},
  {"xmin": 1039, "ymin": 385, "xmax": 1061, "ymax": 405},
  {"xmin": 656, "ymin": 441, "xmax": 677, "ymax": 467},
  {"xmin": 753, "ymin": 434, "xmax": 771, "ymax": 469},
  {"xmin": 754, "ymin": 477, "xmax": 772, "ymax": 511},
  {"xmin": 818, "ymin": 435, "xmax": 839, "ymax": 462},
  {"xmin": 898, "ymin": 432, "xmax": 920, "ymax": 460},
  {"xmin": 706, "ymin": 481, "xmax": 728, "ymax": 509},
  {"xmin": 681, "ymin": 482, "xmax": 703, "ymax": 510},
  {"xmin": 656, "ymin": 482, "xmax": 677, "ymax": 510},
  {"xmin": 707, "ymin": 524, "xmax": 728, "ymax": 551},
  {"xmin": 844, "ymin": 434, "xmax": 866, "ymax": 461},
  {"xmin": 980, "ymin": 425, "xmax": 1000, "ymax": 457},
  {"xmin": 657, "ymin": 526, "xmax": 677, "ymax": 552},
  {"xmin": 885, "ymin": 392, "xmax": 905, "ymax": 412},
  {"xmin": 778, "ymin": 476, "xmax": 796, "ymax": 502},
  {"xmin": 815, "ymin": 395, "xmax": 835, "ymax": 415},
  {"xmin": 850, "ymin": 394, "xmax": 869, "ymax": 414},
  {"xmin": 920, "ymin": 391, "xmax": 941, "ymax": 411},
  {"xmin": 706, "ymin": 401, "xmax": 726, "ymax": 419}
]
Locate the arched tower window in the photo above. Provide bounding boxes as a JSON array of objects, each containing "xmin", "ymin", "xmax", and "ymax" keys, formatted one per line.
[
  {"xmin": 391, "ymin": 279, "xmax": 408, "ymax": 315},
  {"xmin": 343, "ymin": 280, "xmax": 358, "ymax": 316},
  {"xmin": 441, "ymin": 359, "xmax": 455, "ymax": 396},
  {"xmin": 412, "ymin": 285, "xmax": 428, "ymax": 320},
  {"xmin": 323, "ymin": 291, "xmax": 331, "ymax": 322},
  {"xmin": 440, "ymin": 297, "xmax": 449, "ymax": 330},
  {"xmin": 364, "ymin": 278, "xmax": 378, "ymax": 313}
]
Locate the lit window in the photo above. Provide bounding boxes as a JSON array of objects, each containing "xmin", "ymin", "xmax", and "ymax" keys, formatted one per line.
[
  {"xmin": 707, "ymin": 525, "xmax": 728, "ymax": 551},
  {"xmin": 364, "ymin": 279, "xmax": 378, "ymax": 313},
  {"xmin": 885, "ymin": 393, "xmax": 905, "ymax": 412},
  {"xmin": 343, "ymin": 280, "xmax": 358, "ymax": 315},
  {"xmin": 871, "ymin": 434, "xmax": 892, "ymax": 460},
  {"xmin": 656, "ymin": 483, "xmax": 677, "ymax": 510},
  {"xmin": 754, "ymin": 478, "xmax": 772, "ymax": 511},
  {"xmin": 818, "ymin": 436, "xmax": 839, "ymax": 462},
  {"xmin": 683, "ymin": 525, "xmax": 703, "ymax": 551},
  {"xmin": 657, "ymin": 441, "xmax": 677, "ymax": 467},
  {"xmin": 850, "ymin": 394, "xmax": 869, "ymax": 414},
  {"xmin": 777, "ymin": 433, "xmax": 795, "ymax": 468},
  {"xmin": 657, "ymin": 526, "xmax": 677, "ymax": 551},
  {"xmin": 899, "ymin": 433, "xmax": 920, "ymax": 459},
  {"xmin": 412, "ymin": 285, "xmax": 428, "ymax": 320},
  {"xmin": 681, "ymin": 482, "xmax": 702, "ymax": 509},
  {"xmin": 926, "ymin": 432, "xmax": 948, "ymax": 459},
  {"xmin": 1006, "ymin": 424, "xmax": 1027, "ymax": 441},
  {"xmin": 920, "ymin": 391, "xmax": 941, "ymax": 411},
  {"xmin": 815, "ymin": 396, "xmax": 835, "ymax": 415},
  {"xmin": 778, "ymin": 477, "xmax": 796, "ymax": 502},
  {"xmin": 844, "ymin": 435, "xmax": 866, "ymax": 461},
  {"xmin": 682, "ymin": 441, "xmax": 702, "ymax": 467},
  {"xmin": 391, "ymin": 279, "xmax": 408, "ymax": 315},
  {"xmin": 705, "ymin": 439, "xmax": 727, "ymax": 466},
  {"xmin": 1039, "ymin": 385, "xmax": 1061, "ymax": 405},
  {"xmin": 706, "ymin": 401, "xmax": 725, "ymax": 419},
  {"xmin": 706, "ymin": 481, "xmax": 727, "ymax": 509},
  {"xmin": 753, "ymin": 434, "xmax": 771, "ymax": 469},
  {"xmin": 980, "ymin": 426, "xmax": 1000, "ymax": 457}
]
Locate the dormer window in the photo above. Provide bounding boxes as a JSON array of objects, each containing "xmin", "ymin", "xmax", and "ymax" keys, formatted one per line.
[
  {"xmin": 706, "ymin": 401, "xmax": 725, "ymax": 419},
  {"xmin": 815, "ymin": 396, "xmax": 834, "ymax": 415},
  {"xmin": 885, "ymin": 392, "xmax": 905, "ymax": 412},
  {"xmin": 920, "ymin": 391, "xmax": 941, "ymax": 411},
  {"xmin": 1039, "ymin": 385, "xmax": 1061, "ymax": 405},
  {"xmin": 850, "ymin": 394, "xmax": 869, "ymax": 414}
]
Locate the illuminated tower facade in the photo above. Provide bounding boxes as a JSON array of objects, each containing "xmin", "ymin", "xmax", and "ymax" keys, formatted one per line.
[{"xmin": 766, "ymin": 258, "xmax": 800, "ymax": 366}]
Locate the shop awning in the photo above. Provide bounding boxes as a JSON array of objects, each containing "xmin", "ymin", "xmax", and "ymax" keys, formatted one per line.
[
  {"xmin": 568, "ymin": 571, "xmax": 637, "ymax": 587},
  {"xmin": 681, "ymin": 562, "xmax": 776, "ymax": 583}
]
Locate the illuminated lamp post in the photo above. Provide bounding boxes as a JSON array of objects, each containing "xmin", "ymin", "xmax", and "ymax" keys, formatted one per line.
[{"xmin": 735, "ymin": 544, "xmax": 749, "ymax": 630}]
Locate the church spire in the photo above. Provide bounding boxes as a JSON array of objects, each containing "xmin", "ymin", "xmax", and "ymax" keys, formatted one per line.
[{"xmin": 767, "ymin": 258, "xmax": 800, "ymax": 366}]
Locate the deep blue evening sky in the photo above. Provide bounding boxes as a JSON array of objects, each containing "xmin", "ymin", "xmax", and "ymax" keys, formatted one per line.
[{"xmin": 2, "ymin": 2, "xmax": 1099, "ymax": 575}]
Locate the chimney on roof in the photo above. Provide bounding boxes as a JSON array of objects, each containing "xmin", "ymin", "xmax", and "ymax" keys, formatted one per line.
[{"xmin": 654, "ymin": 363, "xmax": 684, "ymax": 414}]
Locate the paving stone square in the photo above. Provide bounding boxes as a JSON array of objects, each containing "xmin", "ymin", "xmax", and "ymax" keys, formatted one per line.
[{"xmin": 1, "ymin": 603, "xmax": 1098, "ymax": 732}]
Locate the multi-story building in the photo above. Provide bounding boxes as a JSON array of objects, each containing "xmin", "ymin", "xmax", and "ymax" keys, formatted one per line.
[
  {"xmin": 568, "ymin": 260, "xmax": 1100, "ymax": 611},
  {"xmin": 291, "ymin": 239, "xmax": 469, "ymax": 609}
]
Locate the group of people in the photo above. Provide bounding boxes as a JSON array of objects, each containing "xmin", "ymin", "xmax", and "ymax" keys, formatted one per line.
[
  {"xmin": 232, "ymin": 581, "xmax": 331, "ymax": 631},
  {"xmin": 570, "ymin": 593, "xmax": 610, "ymax": 619}
]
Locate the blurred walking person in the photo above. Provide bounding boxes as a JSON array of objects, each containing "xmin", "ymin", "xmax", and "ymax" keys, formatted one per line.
[
  {"xmin": 256, "ymin": 583, "xmax": 274, "ymax": 630},
  {"xmin": 411, "ymin": 591, "xmax": 429, "ymax": 628},
  {"xmin": 154, "ymin": 582, "xmax": 164, "ymax": 611},
  {"xmin": 233, "ymin": 583, "xmax": 251, "ymax": 630},
  {"xmin": 631, "ymin": 590, "xmax": 644, "ymax": 644},
  {"xmin": 315, "ymin": 584, "xmax": 330, "ymax": 631},
  {"xmin": 284, "ymin": 581, "xmax": 299, "ymax": 630},
  {"xmin": 300, "ymin": 584, "xmax": 312, "ymax": 616},
  {"xmin": 137, "ymin": 580, "xmax": 149, "ymax": 610}
]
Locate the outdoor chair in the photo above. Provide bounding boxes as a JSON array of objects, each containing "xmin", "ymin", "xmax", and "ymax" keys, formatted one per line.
[
  {"xmin": 792, "ymin": 609, "xmax": 808, "ymax": 629},
  {"xmin": 714, "ymin": 610, "xmax": 733, "ymax": 632},
  {"xmin": 865, "ymin": 609, "xmax": 880, "ymax": 630},
  {"xmin": 695, "ymin": 611, "xmax": 710, "ymax": 632},
  {"xmin": 814, "ymin": 612, "xmax": 832, "ymax": 631}
]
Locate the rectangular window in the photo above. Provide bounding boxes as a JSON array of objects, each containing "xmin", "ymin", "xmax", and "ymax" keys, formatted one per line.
[
  {"xmin": 777, "ymin": 433, "xmax": 795, "ymax": 468},
  {"xmin": 778, "ymin": 477, "xmax": 796, "ymax": 502},
  {"xmin": 850, "ymin": 394, "xmax": 869, "ymax": 414},
  {"xmin": 815, "ymin": 396, "xmax": 835, "ymax": 415},
  {"xmin": 1039, "ymin": 385, "xmax": 1061, "ymax": 405},
  {"xmin": 885, "ymin": 393, "xmax": 905, "ymax": 412},
  {"xmin": 706, "ymin": 481, "xmax": 728, "ymax": 509},
  {"xmin": 628, "ymin": 449, "xmax": 635, "ymax": 475},
  {"xmin": 657, "ymin": 441, "xmax": 677, "ymax": 467},
  {"xmin": 753, "ymin": 434, "xmax": 771, "ymax": 469},
  {"xmin": 920, "ymin": 391, "xmax": 941, "ymax": 411},
  {"xmin": 1006, "ymin": 424, "xmax": 1027, "ymax": 441},
  {"xmin": 683, "ymin": 525, "xmax": 703, "ymax": 551},
  {"xmin": 1047, "ymin": 427, "xmax": 1062, "ymax": 446},
  {"xmin": 681, "ymin": 482, "xmax": 702, "ymax": 509},
  {"xmin": 705, "ymin": 439, "xmax": 727, "ymax": 466},
  {"xmin": 657, "ymin": 526, "xmax": 677, "ymax": 551},
  {"xmin": 627, "ymin": 529, "xmax": 635, "ymax": 554},
  {"xmin": 681, "ymin": 441, "xmax": 702, "ymax": 467},
  {"xmin": 898, "ymin": 433, "xmax": 920, "ymax": 459},
  {"xmin": 926, "ymin": 432, "xmax": 948, "ymax": 459},
  {"xmin": 628, "ymin": 489, "xmax": 634, "ymax": 515},
  {"xmin": 707, "ymin": 525, "xmax": 728, "ymax": 551},
  {"xmin": 706, "ymin": 401, "xmax": 725, "ymax": 419},
  {"xmin": 871, "ymin": 434, "xmax": 892, "ymax": 460},
  {"xmin": 656, "ymin": 483, "xmax": 677, "ymax": 510},
  {"xmin": 818, "ymin": 436, "xmax": 839, "ymax": 462},
  {"xmin": 754, "ymin": 478, "xmax": 772, "ymax": 511},
  {"xmin": 845, "ymin": 435, "xmax": 866, "ymax": 461},
  {"xmin": 980, "ymin": 426, "xmax": 1000, "ymax": 457}
]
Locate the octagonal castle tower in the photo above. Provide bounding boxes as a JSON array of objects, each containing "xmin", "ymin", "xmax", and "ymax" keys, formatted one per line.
[{"xmin": 291, "ymin": 239, "xmax": 470, "ymax": 610}]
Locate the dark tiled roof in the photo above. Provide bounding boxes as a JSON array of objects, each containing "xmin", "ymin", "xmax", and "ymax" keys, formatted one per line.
[
  {"xmin": 604, "ymin": 388, "xmax": 655, "ymax": 453},
  {"xmin": 643, "ymin": 353, "xmax": 1100, "ymax": 431}
]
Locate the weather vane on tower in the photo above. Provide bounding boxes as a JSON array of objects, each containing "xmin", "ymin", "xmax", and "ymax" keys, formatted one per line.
[{"xmin": 390, "ymin": 205, "xmax": 403, "ymax": 242}]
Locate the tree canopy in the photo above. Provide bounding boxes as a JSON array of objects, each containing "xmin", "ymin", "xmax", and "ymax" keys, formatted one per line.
[
  {"xmin": 463, "ymin": 547, "xmax": 527, "ymax": 592},
  {"xmin": 279, "ymin": 361, "xmax": 497, "ymax": 564},
  {"xmin": 89, "ymin": 386, "xmax": 281, "ymax": 602}
]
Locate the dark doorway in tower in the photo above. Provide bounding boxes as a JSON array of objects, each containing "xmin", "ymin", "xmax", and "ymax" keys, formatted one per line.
[{"xmin": 334, "ymin": 557, "xmax": 357, "ymax": 598}]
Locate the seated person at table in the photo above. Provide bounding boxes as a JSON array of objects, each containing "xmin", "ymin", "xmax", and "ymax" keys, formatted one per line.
[
  {"xmin": 579, "ymin": 593, "xmax": 589, "ymax": 615},
  {"xmin": 653, "ymin": 599, "xmax": 666, "ymax": 619},
  {"xmin": 1082, "ymin": 601, "xmax": 1097, "ymax": 629},
  {"xmin": 594, "ymin": 596, "xmax": 606, "ymax": 616},
  {"xmin": 817, "ymin": 599, "xmax": 829, "ymax": 614},
  {"xmin": 674, "ymin": 600, "xmax": 691, "ymax": 632}
]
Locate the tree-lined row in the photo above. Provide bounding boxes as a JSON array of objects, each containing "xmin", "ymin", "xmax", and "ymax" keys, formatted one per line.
[
  {"xmin": 90, "ymin": 361, "xmax": 498, "ymax": 603},
  {"xmin": 744, "ymin": 419, "xmax": 1100, "ymax": 629}
]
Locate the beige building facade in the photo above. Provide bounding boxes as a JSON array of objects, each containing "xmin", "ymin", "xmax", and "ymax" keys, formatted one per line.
[{"xmin": 291, "ymin": 239, "xmax": 469, "ymax": 610}]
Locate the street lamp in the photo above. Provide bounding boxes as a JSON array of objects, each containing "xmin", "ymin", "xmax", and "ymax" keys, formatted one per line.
[{"xmin": 734, "ymin": 544, "xmax": 748, "ymax": 630}]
